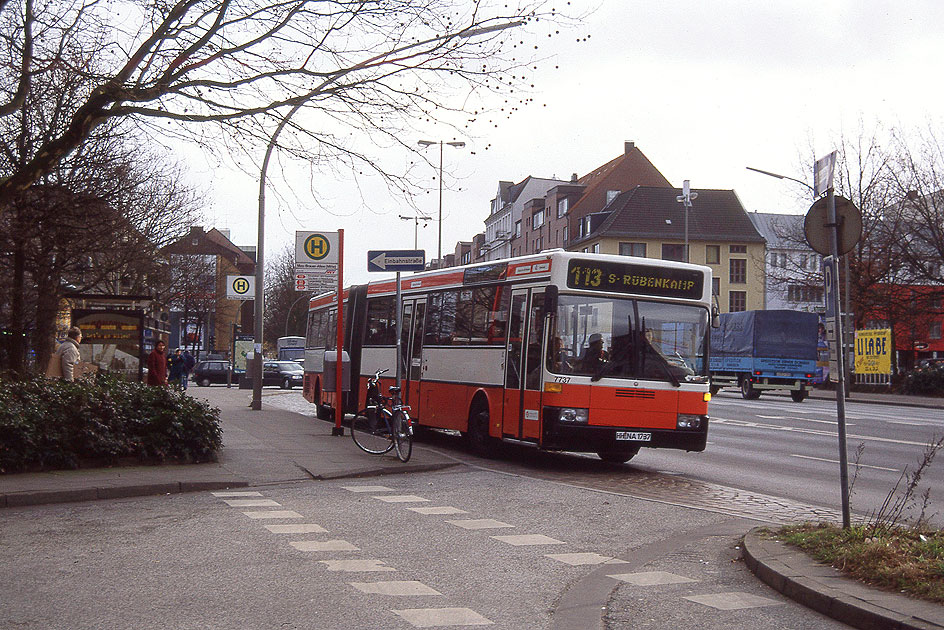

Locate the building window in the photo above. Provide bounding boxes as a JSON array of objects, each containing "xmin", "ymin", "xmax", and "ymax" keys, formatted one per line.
[
  {"xmin": 462, "ymin": 252, "xmax": 471, "ymax": 264},
  {"xmin": 514, "ymin": 221, "xmax": 521, "ymax": 238},
  {"xmin": 931, "ymin": 297, "xmax": 942, "ymax": 310},
  {"xmin": 931, "ymin": 321, "xmax": 942, "ymax": 339},
  {"xmin": 729, "ymin": 291, "xmax": 747, "ymax": 312},
  {"xmin": 562, "ymin": 226, "xmax": 568, "ymax": 243},
  {"xmin": 532, "ymin": 209, "xmax": 545, "ymax": 229},
  {"xmin": 619, "ymin": 242, "xmax": 646, "ymax": 257},
  {"xmin": 706, "ymin": 245, "xmax": 720, "ymax": 265},
  {"xmin": 788, "ymin": 285, "xmax": 824, "ymax": 303},
  {"xmin": 592, "ymin": 243, "xmax": 600, "ymax": 253},
  {"xmin": 712, "ymin": 278, "xmax": 720, "ymax": 296},
  {"xmin": 662, "ymin": 244, "xmax": 685, "ymax": 262},
  {"xmin": 729, "ymin": 244, "xmax": 747, "ymax": 254},
  {"xmin": 557, "ymin": 198, "xmax": 569, "ymax": 218},
  {"xmin": 729, "ymin": 258, "xmax": 746, "ymax": 284}
]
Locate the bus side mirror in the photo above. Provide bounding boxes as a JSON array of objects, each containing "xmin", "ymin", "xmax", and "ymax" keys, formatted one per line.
[
  {"xmin": 711, "ymin": 303, "xmax": 721, "ymax": 329},
  {"xmin": 543, "ymin": 285, "xmax": 558, "ymax": 313}
]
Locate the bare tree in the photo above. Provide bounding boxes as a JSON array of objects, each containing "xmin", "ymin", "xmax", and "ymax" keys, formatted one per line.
[
  {"xmin": 0, "ymin": 0, "xmax": 576, "ymax": 210},
  {"xmin": 264, "ymin": 244, "xmax": 309, "ymax": 349}
]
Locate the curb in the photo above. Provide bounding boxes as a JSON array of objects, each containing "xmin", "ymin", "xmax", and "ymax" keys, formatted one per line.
[
  {"xmin": 0, "ymin": 480, "xmax": 250, "ymax": 509},
  {"xmin": 308, "ymin": 461, "xmax": 462, "ymax": 480},
  {"xmin": 742, "ymin": 528, "xmax": 944, "ymax": 630}
]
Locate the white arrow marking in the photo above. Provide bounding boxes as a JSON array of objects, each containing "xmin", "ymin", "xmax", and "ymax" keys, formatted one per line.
[{"xmin": 370, "ymin": 252, "xmax": 387, "ymax": 270}]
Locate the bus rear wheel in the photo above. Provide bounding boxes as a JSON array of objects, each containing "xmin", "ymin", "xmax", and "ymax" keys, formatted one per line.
[
  {"xmin": 791, "ymin": 389, "xmax": 808, "ymax": 402},
  {"xmin": 467, "ymin": 406, "xmax": 497, "ymax": 458},
  {"xmin": 597, "ymin": 446, "xmax": 640, "ymax": 463},
  {"xmin": 740, "ymin": 378, "xmax": 761, "ymax": 400}
]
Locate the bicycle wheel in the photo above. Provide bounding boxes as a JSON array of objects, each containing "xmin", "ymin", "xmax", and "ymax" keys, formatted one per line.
[
  {"xmin": 393, "ymin": 411, "xmax": 413, "ymax": 463},
  {"xmin": 351, "ymin": 408, "xmax": 395, "ymax": 455}
]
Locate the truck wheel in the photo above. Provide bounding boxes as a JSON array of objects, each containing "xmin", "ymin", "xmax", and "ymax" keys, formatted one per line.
[
  {"xmin": 597, "ymin": 446, "xmax": 640, "ymax": 463},
  {"xmin": 740, "ymin": 378, "xmax": 761, "ymax": 400},
  {"xmin": 709, "ymin": 384, "xmax": 720, "ymax": 396},
  {"xmin": 791, "ymin": 389, "xmax": 808, "ymax": 402}
]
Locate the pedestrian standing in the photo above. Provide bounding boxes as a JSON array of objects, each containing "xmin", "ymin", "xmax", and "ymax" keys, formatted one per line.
[
  {"xmin": 51, "ymin": 327, "xmax": 83, "ymax": 381},
  {"xmin": 181, "ymin": 350, "xmax": 195, "ymax": 391},
  {"xmin": 168, "ymin": 348, "xmax": 185, "ymax": 390},
  {"xmin": 147, "ymin": 340, "xmax": 168, "ymax": 386}
]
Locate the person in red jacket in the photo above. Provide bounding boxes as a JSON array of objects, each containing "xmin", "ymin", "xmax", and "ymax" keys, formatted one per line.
[{"xmin": 146, "ymin": 340, "xmax": 168, "ymax": 386}]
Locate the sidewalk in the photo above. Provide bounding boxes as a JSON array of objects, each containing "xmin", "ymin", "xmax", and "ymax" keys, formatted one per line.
[
  {"xmin": 0, "ymin": 387, "xmax": 460, "ymax": 508},
  {"xmin": 1, "ymin": 386, "xmax": 940, "ymax": 629}
]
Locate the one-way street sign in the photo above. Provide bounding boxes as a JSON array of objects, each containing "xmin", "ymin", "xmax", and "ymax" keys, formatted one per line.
[{"xmin": 367, "ymin": 250, "xmax": 426, "ymax": 272}]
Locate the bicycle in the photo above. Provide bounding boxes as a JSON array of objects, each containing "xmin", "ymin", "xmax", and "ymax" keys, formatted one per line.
[{"xmin": 350, "ymin": 368, "xmax": 414, "ymax": 462}]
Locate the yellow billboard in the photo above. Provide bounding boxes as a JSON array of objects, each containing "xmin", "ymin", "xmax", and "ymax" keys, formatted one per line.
[{"xmin": 854, "ymin": 329, "xmax": 892, "ymax": 375}]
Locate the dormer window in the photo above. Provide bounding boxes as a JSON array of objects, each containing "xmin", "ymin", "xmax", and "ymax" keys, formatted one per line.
[
  {"xmin": 557, "ymin": 198, "xmax": 569, "ymax": 218},
  {"xmin": 606, "ymin": 190, "xmax": 620, "ymax": 205}
]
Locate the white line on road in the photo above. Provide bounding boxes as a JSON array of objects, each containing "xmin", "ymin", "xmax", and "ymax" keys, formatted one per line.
[
  {"xmin": 789, "ymin": 454, "xmax": 899, "ymax": 472},
  {"xmin": 712, "ymin": 417, "xmax": 927, "ymax": 447}
]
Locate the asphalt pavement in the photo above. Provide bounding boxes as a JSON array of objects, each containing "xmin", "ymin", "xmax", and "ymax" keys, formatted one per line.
[{"xmin": 0, "ymin": 385, "xmax": 941, "ymax": 629}]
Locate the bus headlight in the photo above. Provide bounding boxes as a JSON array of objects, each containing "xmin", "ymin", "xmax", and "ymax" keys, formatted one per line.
[
  {"xmin": 557, "ymin": 407, "xmax": 589, "ymax": 424},
  {"xmin": 677, "ymin": 414, "xmax": 705, "ymax": 430}
]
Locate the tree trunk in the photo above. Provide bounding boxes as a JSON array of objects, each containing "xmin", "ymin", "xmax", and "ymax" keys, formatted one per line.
[
  {"xmin": 9, "ymin": 242, "xmax": 26, "ymax": 374},
  {"xmin": 32, "ymin": 276, "xmax": 62, "ymax": 375}
]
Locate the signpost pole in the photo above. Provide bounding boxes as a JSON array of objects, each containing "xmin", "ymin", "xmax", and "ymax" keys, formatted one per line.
[
  {"xmin": 395, "ymin": 271, "xmax": 402, "ymax": 391},
  {"xmin": 333, "ymin": 229, "xmax": 345, "ymax": 436},
  {"xmin": 827, "ymin": 187, "xmax": 852, "ymax": 529}
]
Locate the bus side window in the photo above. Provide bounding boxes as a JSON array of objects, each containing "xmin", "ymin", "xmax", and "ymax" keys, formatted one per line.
[
  {"xmin": 486, "ymin": 285, "xmax": 510, "ymax": 345},
  {"xmin": 425, "ymin": 293, "xmax": 442, "ymax": 346},
  {"xmin": 365, "ymin": 297, "xmax": 395, "ymax": 345},
  {"xmin": 525, "ymin": 293, "xmax": 545, "ymax": 390}
]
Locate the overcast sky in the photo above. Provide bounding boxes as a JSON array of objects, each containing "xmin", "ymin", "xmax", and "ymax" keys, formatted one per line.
[{"xmin": 185, "ymin": 1, "xmax": 944, "ymax": 286}]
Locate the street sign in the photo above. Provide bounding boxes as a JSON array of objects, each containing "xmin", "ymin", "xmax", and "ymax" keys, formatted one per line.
[
  {"xmin": 804, "ymin": 195, "xmax": 862, "ymax": 256},
  {"xmin": 226, "ymin": 275, "xmax": 255, "ymax": 300},
  {"xmin": 296, "ymin": 231, "xmax": 339, "ymax": 268},
  {"xmin": 367, "ymin": 250, "xmax": 426, "ymax": 272},
  {"xmin": 814, "ymin": 150, "xmax": 837, "ymax": 197}
]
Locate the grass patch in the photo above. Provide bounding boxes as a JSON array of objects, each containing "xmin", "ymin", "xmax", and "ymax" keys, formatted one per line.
[{"xmin": 777, "ymin": 523, "xmax": 944, "ymax": 604}]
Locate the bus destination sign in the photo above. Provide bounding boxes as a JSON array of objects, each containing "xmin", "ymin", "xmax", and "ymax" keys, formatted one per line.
[{"xmin": 567, "ymin": 259, "xmax": 704, "ymax": 300}]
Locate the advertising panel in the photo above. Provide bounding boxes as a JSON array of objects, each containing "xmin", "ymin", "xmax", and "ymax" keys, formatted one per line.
[
  {"xmin": 72, "ymin": 310, "xmax": 143, "ymax": 380},
  {"xmin": 854, "ymin": 329, "xmax": 892, "ymax": 375}
]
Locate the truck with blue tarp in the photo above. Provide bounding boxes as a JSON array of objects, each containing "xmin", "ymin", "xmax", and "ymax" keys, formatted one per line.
[{"xmin": 709, "ymin": 310, "xmax": 819, "ymax": 402}]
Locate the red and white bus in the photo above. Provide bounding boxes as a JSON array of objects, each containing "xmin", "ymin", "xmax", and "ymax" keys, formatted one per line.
[{"xmin": 303, "ymin": 250, "xmax": 715, "ymax": 462}]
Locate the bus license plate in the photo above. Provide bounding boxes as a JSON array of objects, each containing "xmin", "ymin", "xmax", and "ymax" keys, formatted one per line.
[
  {"xmin": 776, "ymin": 372, "xmax": 790, "ymax": 377},
  {"xmin": 616, "ymin": 431, "xmax": 651, "ymax": 442}
]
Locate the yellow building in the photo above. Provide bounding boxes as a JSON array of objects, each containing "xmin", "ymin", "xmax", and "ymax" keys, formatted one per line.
[{"xmin": 568, "ymin": 186, "xmax": 766, "ymax": 313}]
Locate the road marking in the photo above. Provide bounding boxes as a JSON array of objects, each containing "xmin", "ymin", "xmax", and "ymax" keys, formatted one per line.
[
  {"xmin": 223, "ymin": 499, "xmax": 281, "ymax": 507},
  {"xmin": 407, "ymin": 506, "xmax": 468, "ymax": 515},
  {"xmin": 242, "ymin": 510, "xmax": 303, "ymax": 519},
  {"xmin": 546, "ymin": 553, "xmax": 627, "ymax": 566},
  {"xmin": 290, "ymin": 540, "xmax": 359, "ymax": 552},
  {"xmin": 491, "ymin": 534, "xmax": 565, "ymax": 546},
  {"xmin": 607, "ymin": 571, "xmax": 696, "ymax": 586},
  {"xmin": 683, "ymin": 592, "xmax": 783, "ymax": 610},
  {"xmin": 211, "ymin": 491, "xmax": 263, "ymax": 497},
  {"xmin": 888, "ymin": 420, "xmax": 926, "ymax": 426},
  {"xmin": 790, "ymin": 454, "xmax": 899, "ymax": 472},
  {"xmin": 374, "ymin": 495, "xmax": 430, "ymax": 503},
  {"xmin": 321, "ymin": 559, "xmax": 396, "ymax": 572},
  {"xmin": 349, "ymin": 581, "xmax": 442, "ymax": 596},
  {"xmin": 343, "ymin": 485, "xmax": 394, "ymax": 493},
  {"xmin": 712, "ymin": 417, "xmax": 927, "ymax": 447},
  {"xmin": 392, "ymin": 607, "xmax": 492, "ymax": 627},
  {"xmin": 265, "ymin": 524, "xmax": 327, "ymax": 534},
  {"xmin": 446, "ymin": 519, "xmax": 514, "ymax": 530}
]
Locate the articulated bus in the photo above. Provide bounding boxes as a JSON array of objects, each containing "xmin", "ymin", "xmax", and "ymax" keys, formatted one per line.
[{"xmin": 302, "ymin": 251, "xmax": 714, "ymax": 462}]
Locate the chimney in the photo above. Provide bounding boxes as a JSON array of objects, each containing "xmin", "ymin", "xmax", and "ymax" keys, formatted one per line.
[
  {"xmin": 571, "ymin": 173, "xmax": 578, "ymax": 183},
  {"xmin": 219, "ymin": 229, "xmax": 231, "ymax": 241},
  {"xmin": 624, "ymin": 141, "xmax": 635, "ymax": 154}
]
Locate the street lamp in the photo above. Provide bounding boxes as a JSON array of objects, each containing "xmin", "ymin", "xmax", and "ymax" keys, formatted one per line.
[
  {"xmin": 676, "ymin": 180, "xmax": 698, "ymax": 263},
  {"xmin": 399, "ymin": 214, "xmax": 433, "ymax": 249},
  {"xmin": 418, "ymin": 139, "xmax": 466, "ymax": 263}
]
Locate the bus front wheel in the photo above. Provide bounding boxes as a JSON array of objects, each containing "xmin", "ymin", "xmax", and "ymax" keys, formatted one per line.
[
  {"xmin": 597, "ymin": 446, "xmax": 640, "ymax": 463},
  {"xmin": 791, "ymin": 388, "xmax": 808, "ymax": 402}
]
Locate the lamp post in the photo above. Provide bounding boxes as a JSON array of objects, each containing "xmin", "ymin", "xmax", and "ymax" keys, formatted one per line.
[
  {"xmin": 676, "ymin": 180, "xmax": 698, "ymax": 263},
  {"xmin": 399, "ymin": 214, "xmax": 433, "ymax": 249},
  {"xmin": 418, "ymin": 139, "xmax": 465, "ymax": 264},
  {"xmin": 285, "ymin": 293, "xmax": 312, "ymax": 337}
]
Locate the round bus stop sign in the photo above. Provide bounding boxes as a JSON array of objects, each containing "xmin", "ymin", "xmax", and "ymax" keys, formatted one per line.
[{"xmin": 804, "ymin": 195, "xmax": 862, "ymax": 256}]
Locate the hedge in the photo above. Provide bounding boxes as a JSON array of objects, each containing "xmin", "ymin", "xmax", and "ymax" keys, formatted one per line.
[
  {"xmin": 0, "ymin": 373, "xmax": 223, "ymax": 473},
  {"xmin": 902, "ymin": 366, "xmax": 944, "ymax": 396}
]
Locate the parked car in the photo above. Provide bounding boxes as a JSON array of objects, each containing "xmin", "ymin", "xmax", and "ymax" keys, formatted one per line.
[
  {"xmin": 193, "ymin": 360, "xmax": 233, "ymax": 386},
  {"xmin": 263, "ymin": 360, "xmax": 305, "ymax": 389}
]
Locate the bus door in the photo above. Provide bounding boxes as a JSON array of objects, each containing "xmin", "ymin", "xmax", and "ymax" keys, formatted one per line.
[
  {"xmin": 399, "ymin": 298, "xmax": 427, "ymax": 412},
  {"xmin": 502, "ymin": 289, "xmax": 545, "ymax": 439}
]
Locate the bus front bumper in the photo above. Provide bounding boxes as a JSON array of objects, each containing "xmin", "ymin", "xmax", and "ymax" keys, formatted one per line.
[{"xmin": 541, "ymin": 407, "xmax": 708, "ymax": 453}]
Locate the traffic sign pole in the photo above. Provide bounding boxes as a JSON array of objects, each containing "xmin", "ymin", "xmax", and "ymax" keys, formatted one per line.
[
  {"xmin": 395, "ymin": 272, "xmax": 402, "ymax": 391},
  {"xmin": 333, "ymin": 229, "xmax": 345, "ymax": 436}
]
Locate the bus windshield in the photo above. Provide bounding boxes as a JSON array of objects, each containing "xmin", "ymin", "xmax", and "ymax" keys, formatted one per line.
[{"xmin": 548, "ymin": 294, "xmax": 709, "ymax": 384}]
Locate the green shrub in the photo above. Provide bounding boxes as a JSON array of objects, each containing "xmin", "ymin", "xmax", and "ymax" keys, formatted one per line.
[
  {"xmin": 902, "ymin": 366, "xmax": 944, "ymax": 396},
  {"xmin": 0, "ymin": 374, "xmax": 222, "ymax": 473}
]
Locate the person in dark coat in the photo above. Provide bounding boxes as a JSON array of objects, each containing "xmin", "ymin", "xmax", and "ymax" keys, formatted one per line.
[
  {"xmin": 147, "ymin": 340, "xmax": 168, "ymax": 386},
  {"xmin": 181, "ymin": 350, "xmax": 195, "ymax": 391},
  {"xmin": 168, "ymin": 348, "xmax": 185, "ymax": 390}
]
